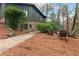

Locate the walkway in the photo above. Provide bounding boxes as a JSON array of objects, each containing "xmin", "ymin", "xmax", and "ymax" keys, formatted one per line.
[{"xmin": 0, "ymin": 32, "xmax": 36, "ymax": 54}]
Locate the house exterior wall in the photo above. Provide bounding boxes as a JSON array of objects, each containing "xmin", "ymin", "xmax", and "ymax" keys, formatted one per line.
[
  {"xmin": 0, "ymin": 3, "xmax": 46, "ymax": 31},
  {"xmin": 27, "ymin": 21, "xmax": 40, "ymax": 31},
  {"xmin": 5, "ymin": 3, "xmax": 46, "ymax": 22},
  {"xmin": 0, "ymin": 4, "xmax": 1, "ymax": 18},
  {"xmin": 0, "ymin": 3, "xmax": 5, "ymax": 18}
]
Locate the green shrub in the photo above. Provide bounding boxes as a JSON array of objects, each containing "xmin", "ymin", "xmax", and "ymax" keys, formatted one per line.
[
  {"xmin": 36, "ymin": 21, "xmax": 62, "ymax": 33},
  {"xmin": 5, "ymin": 6, "xmax": 26, "ymax": 30},
  {"xmin": 50, "ymin": 21, "xmax": 62, "ymax": 32},
  {"xmin": 36, "ymin": 23, "xmax": 51, "ymax": 33}
]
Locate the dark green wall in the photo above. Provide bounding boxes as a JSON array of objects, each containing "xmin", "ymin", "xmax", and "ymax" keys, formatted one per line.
[{"xmin": 5, "ymin": 3, "xmax": 46, "ymax": 22}]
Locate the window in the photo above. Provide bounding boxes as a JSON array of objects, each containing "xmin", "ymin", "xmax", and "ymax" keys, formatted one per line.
[
  {"xmin": 24, "ymin": 24, "xmax": 28, "ymax": 29},
  {"xmin": 29, "ymin": 24, "xmax": 32, "ymax": 29},
  {"xmin": 23, "ymin": 10, "xmax": 28, "ymax": 17}
]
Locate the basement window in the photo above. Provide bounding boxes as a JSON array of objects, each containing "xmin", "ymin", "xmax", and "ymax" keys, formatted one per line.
[{"xmin": 29, "ymin": 24, "xmax": 32, "ymax": 29}]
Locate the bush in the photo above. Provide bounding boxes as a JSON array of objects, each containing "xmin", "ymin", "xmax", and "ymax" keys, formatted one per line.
[
  {"xmin": 5, "ymin": 6, "xmax": 26, "ymax": 30},
  {"xmin": 36, "ymin": 23, "xmax": 51, "ymax": 33},
  {"xmin": 50, "ymin": 21, "xmax": 62, "ymax": 32},
  {"xmin": 36, "ymin": 21, "xmax": 62, "ymax": 34}
]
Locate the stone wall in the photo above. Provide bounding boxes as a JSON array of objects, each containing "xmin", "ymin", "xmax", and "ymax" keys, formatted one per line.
[{"xmin": 26, "ymin": 20, "xmax": 40, "ymax": 32}]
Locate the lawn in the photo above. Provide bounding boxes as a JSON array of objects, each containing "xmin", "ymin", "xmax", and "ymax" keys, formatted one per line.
[{"xmin": 0, "ymin": 33, "xmax": 79, "ymax": 56}]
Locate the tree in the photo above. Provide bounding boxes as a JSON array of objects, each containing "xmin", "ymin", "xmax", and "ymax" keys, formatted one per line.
[
  {"xmin": 58, "ymin": 5, "xmax": 61, "ymax": 24},
  {"xmin": 5, "ymin": 6, "xmax": 26, "ymax": 30},
  {"xmin": 50, "ymin": 13, "xmax": 56, "ymax": 20},
  {"xmin": 55, "ymin": 4, "xmax": 62, "ymax": 25},
  {"xmin": 60, "ymin": 4, "xmax": 69, "ymax": 33},
  {"xmin": 61, "ymin": 4, "xmax": 68, "ymax": 29},
  {"xmin": 71, "ymin": 3, "xmax": 78, "ymax": 32},
  {"xmin": 45, "ymin": 3, "xmax": 54, "ymax": 16},
  {"xmin": 66, "ymin": 4, "xmax": 69, "ymax": 33}
]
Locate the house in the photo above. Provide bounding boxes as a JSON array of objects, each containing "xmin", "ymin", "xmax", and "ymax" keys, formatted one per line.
[{"xmin": 0, "ymin": 3, "xmax": 47, "ymax": 31}]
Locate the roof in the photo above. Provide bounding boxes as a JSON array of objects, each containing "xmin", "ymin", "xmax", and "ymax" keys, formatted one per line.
[
  {"xmin": 31, "ymin": 4, "xmax": 47, "ymax": 18},
  {"xmin": 13, "ymin": 3, "xmax": 47, "ymax": 18}
]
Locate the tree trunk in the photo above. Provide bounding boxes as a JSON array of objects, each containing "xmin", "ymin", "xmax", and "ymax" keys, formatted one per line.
[
  {"xmin": 71, "ymin": 3, "xmax": 78, "ymax": 34},
  {"xmin": 58, "ymin": 7, "xmax": 61, "ymax": 24},
  {"xmin": 67, "ymin": 9, "xmax": 69, "ymax": 32},
  {"xmin": 62, "ymin": 14, "xmax": 64, "ymax": 29}
]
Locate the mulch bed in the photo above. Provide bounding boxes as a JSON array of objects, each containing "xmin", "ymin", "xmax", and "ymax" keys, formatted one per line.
[
  {"xmin": 0, "ymin": 24, "xmax": 29, "ymax": 39},
  {"xmin": 0, "ymin": 24, "xmax": 9, "ymax": 39},
  {"xmin": 0, "ymin": 33, "xmax": 79, "ymax": 56}
]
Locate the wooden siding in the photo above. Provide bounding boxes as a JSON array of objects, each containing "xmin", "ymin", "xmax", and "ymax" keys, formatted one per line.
[{"xmin": 5, "ymin": 3, "xmax": 46, "ymax": 22}]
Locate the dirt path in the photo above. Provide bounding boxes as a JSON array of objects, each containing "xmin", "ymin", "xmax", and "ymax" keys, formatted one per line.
[{"xmin": 0, "ymin": 32, "xmax": 35, "ymax": 54}]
